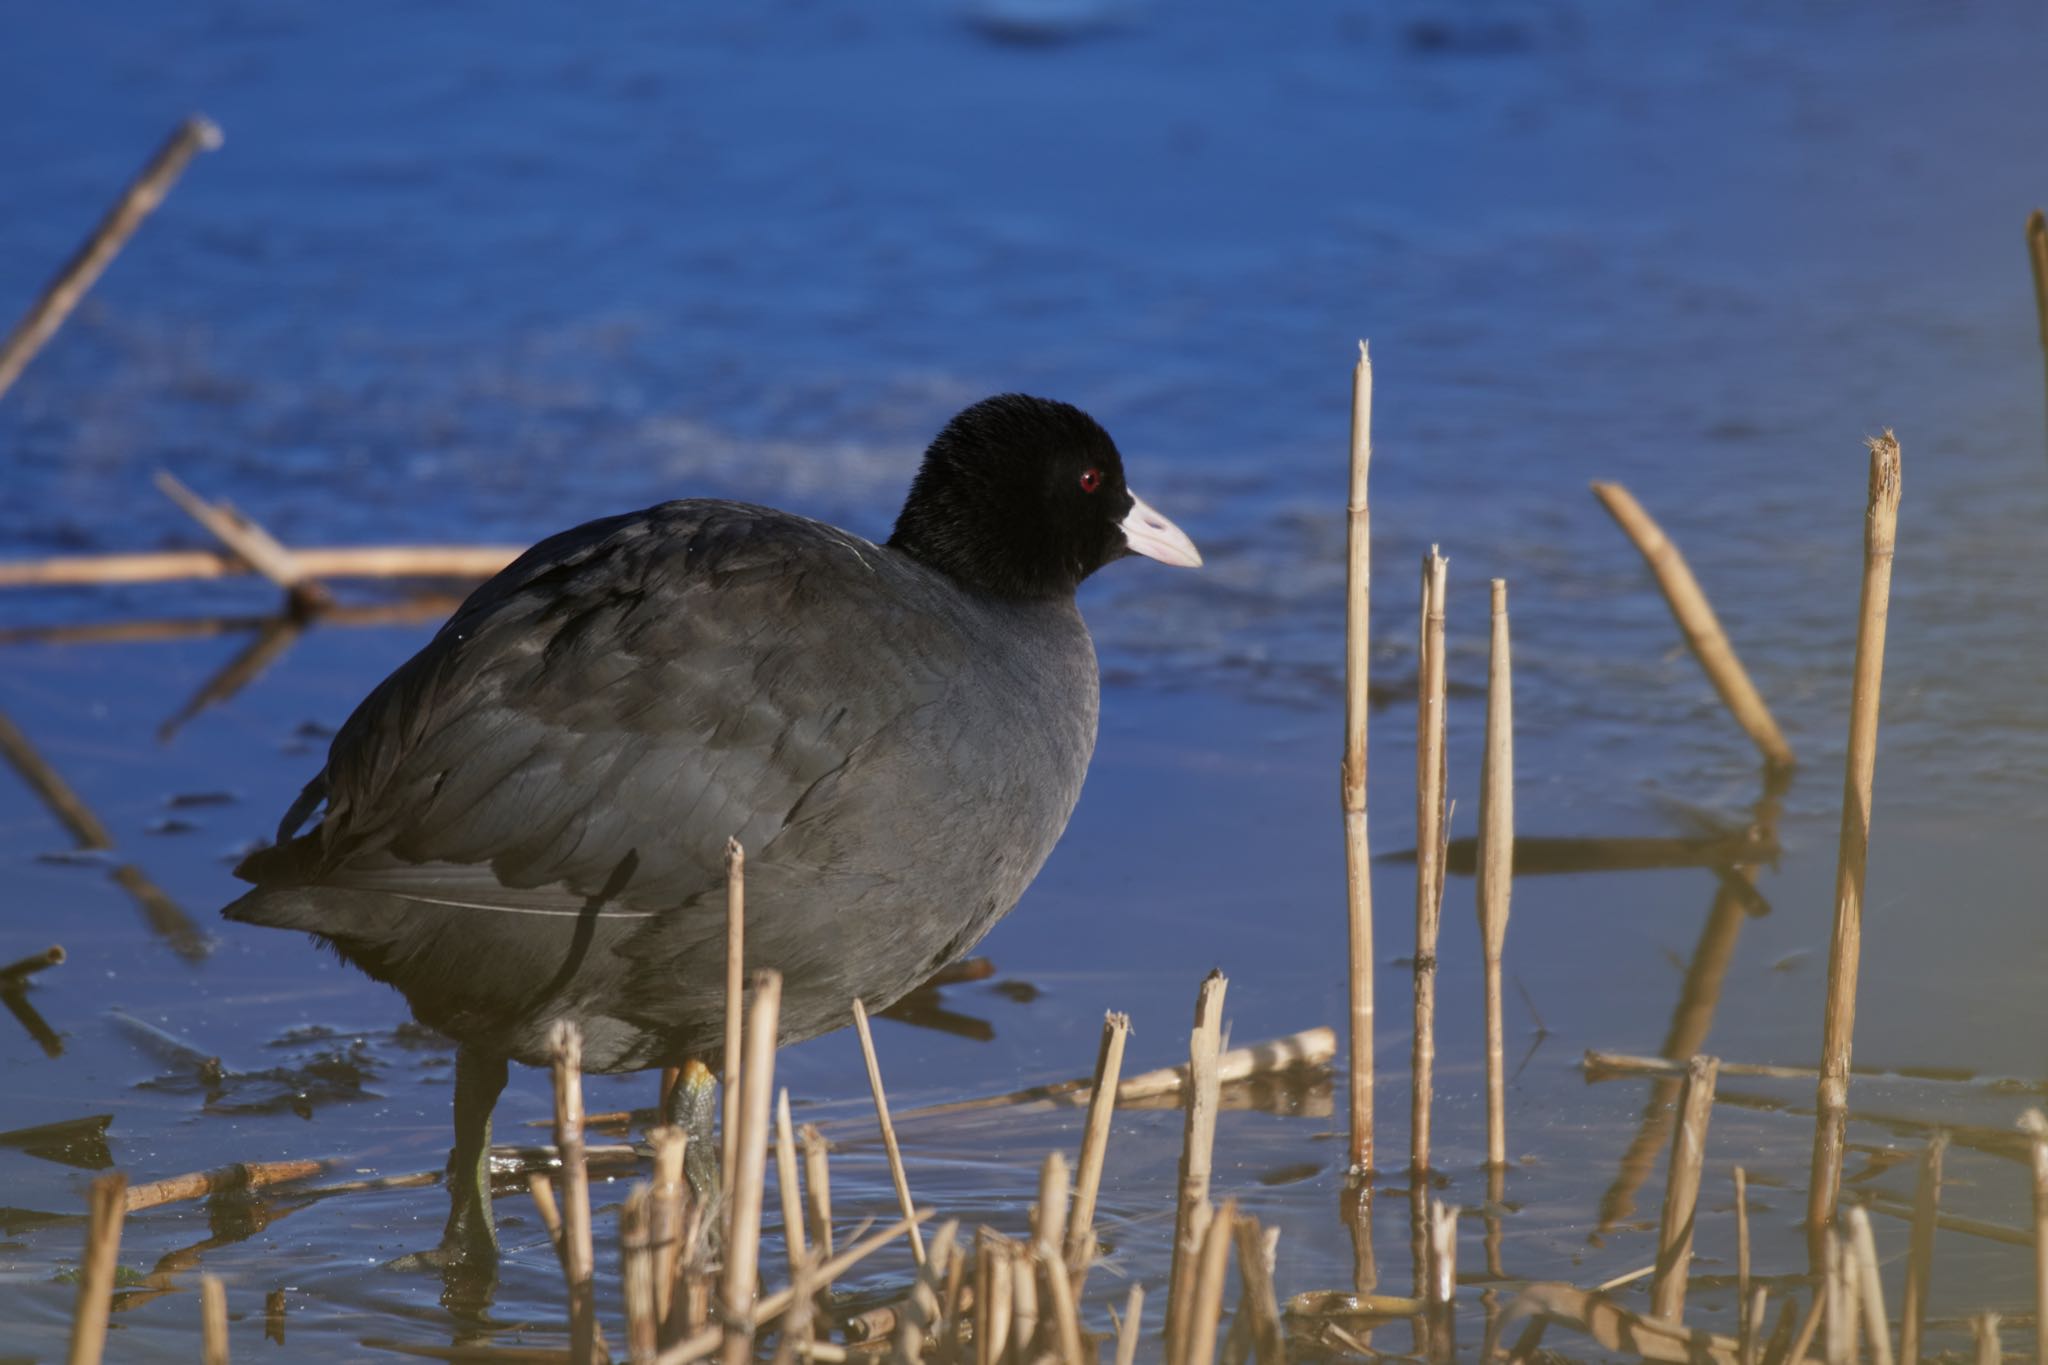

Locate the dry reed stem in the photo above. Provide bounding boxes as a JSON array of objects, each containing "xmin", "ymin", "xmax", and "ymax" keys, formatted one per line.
[
  {"xmin": 551, "ymin": 1022, "xmax": 600, "ymax": 1365},
  {"xmin": 1582, "ymin": 1049, "xmax": 2048, "ymax": 1094},
  {"xmin": 1785, "ymin": 1292, "xmax": 1825, "ymax": 1365},
  {"xmin": 800, "ymin": 1124, "xmax": 834, "ymax": 1265},
  {"xmin": 1167, "ymin": 971, "xmax": 1229, "ymax": 1362},
  {"xmin": 1492, "ymin": 1283, "xmax": 1743, "ymax": 1365},
  {"xmin": 1344, "ymin": 339, "xmax": 1377, "ymax": 1175},
  {"xmin": 985, "ymin": 1241, "xmax": 1014, "ymax": 1365},
  {"xmin": 1589, "ymin": 481, "xmax": 1794, "ymax": 770},
  {"xmin": 623, "ymin": 1184, "xmax": 660, "ymax": 1363},
  {"xmin": 1230, "ymin": 1216, "xmax": 1285, "ymax": 1365},
  {"xmin": 199, "ymin": 1271, "xmax": 230, "ymax": 1364},
  {"xmin": 1114, "ymin": 1284, "xmax": 1146, "ymax": 1365},
  {"xmin": 1650, "ymin": 1055, "xmax": 1720, "ymax": 1323},
  {"xmin": 1183, "ymin": 1199, "xmax": 1238, "ymax": 1365},
  {"xmin": 1478, "ymin": 577, "xmax": 1514, "ymax": 1171},
  {"xmin": 530, "ymin": 1173, "xmax": 565, "ymax": 1254},
  {"xmin": 722, "ymin": 969, "xmax": 783, "ymax": 1365},
  {"xmin": 0, "ymin": 116, "xmax": 222, "ymax": 401},
  {"xmin": 1426, "ymin": 1201, "xmax": 1458, "ymax": 1308},
  {"xmin": 774, "ymin": 1090, "xmax": 808, "ymax": 1279},
  {"xmin": 0, "ymin": 943, "xmax": 64, "ymax": 983},
  {"xmin": 1900, "ymin": 1134, "xmax": 1945, "ymax": 1365},
  {"xmin": 124, "ymin": 1157, "xmax": 326, "ymax": 1212},
  {"xmin": 1412, "ymin": 548, "xmax": 1449, "ymax": 1174},
  {"xmin": 769, "ymin": 1245, "xmax": 819, "ymax": 1365},
  {"xmin": 1741, "ymin": 1287, "xmax": 1767, "ymax": 1365},
  {"xmin": 851, "ymin": 997, "xmax": 927, "ymax": 1265},
  {"xmin": 1845, "ymin": 1205, "xmax": 1894, "ymax": 1365},
  {"xmin": 649, "ymin": 1127, "xmax": 687, "ymax": 1336},
  {"xmin": 724, "ymin": 840, "xmax": 746, "ymax": 1212},
  {"xmin": 1038, "ymin": 1242, "xmax": 1087, "ymax": 1365},
  {"xmin": 974, "ymin": 1231, "xmax": 994, "ymax": 1365},
  {"xmin": 65, "ymin": 1171, "xmax": 127, "ymax": 1365},
  {"xmin": 1065, "ymin": 1010, "xmax": 1128, "ymax": 1276},
  {"xmin": 1011, "ymin": 1244, "xmax": 1040, "ymax": 1362},
  {"xmin": 0, "ymin": 544, "xmax": 521, "ymax": 589},
  {"xmin": 1807, "ymin": 433, "xmax": 1903, "ymax": 1264},
  {"xmin": 1735, "ymin": 1166, "xmax": 1751, "ymax": 1335},
  {"xmin": 1034, "ymin": 1152, "xmax": 1070, "ymax": 1256},
  {"xmin": 2026, "ymin": 1109, "xmax": 2048, "ymax": 1365},
  {"xmin": 1977, "ymin": 1313, "xmax": 2004, "ymax": 1365},
  {"xmin": 1866, "ymin": 1189, "xmax": 2029, "ymax": 1248},
  {"xmin": 896, "ymin": 1221, "xmax": 958, "ymax": 1362},
  {"xmin": 2029, "ymin": 210, "xmax": 2048, "ymax": 381},
  {"xmin": 152, "ymin": 471, "xmax": 330, "ymax": 609}
]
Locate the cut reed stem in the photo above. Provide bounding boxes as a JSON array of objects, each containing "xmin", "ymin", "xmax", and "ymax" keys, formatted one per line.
[
  {"xmin": 722, "ymin": 969, "xmax": 784, "ymax": 1365},
  {"xmin": 723, "ymin": 839, "xmax": 746, "ymax": 1215},
  {"xmin": 800, "ymin": 1123, "xmax": 834, "ymax": 1266},
  {"xmin": 1167, "ymin": 971, "xmax": 1229, "ymax": 1363},
  {"xmin": 1650, "ymin": 1055, "xmax": 1719, "ymax": 1323},
  {"xmin": 1734, "ymin": 1166, "xmax": 1750, "ymax": 1333},
  {"xmin": 0, "ymin": 943, "xmax": 64, "ymax": 984},
  {"xmin": 1232, "ymin": 1216, "xmax": 1286, "ymax": 1365},
  {"xmin": 1114, "ymin": 1283, "xmax": 1146, "ymax": 1365},
  {"xmin": 1846, "ymin": 1204, "xmax": 1894, "ymax": 1365},
  {"xmin": 1344, "ymin": 339, "xmax": 1377, "ymax": 1175},
  {"xmin": 549, "ymin": 1021, "xmax": 600, "ymax": 1365},
  {"xmin": 1184, "ymin": 1198, "xmax": 1238, "ymax": 1365},
  {"xmin": 1478, "ymin": 577, "xmax": 1514, "ymax": 1171},
  {"xmin": 201, "ymin": 1272, "xmax": 229, "ymax": 1365},
  {"xmin": 1900, "ymin": 1133, "xmax": 1945, "ymax": 1365},
  {"xmin": 1412, "ymin": 547, "xmax": 1449, "ymax": 1174},
  {"xmin": 65, "ymin": 1171, "xmax": 127, "ymax": 1365},
  {"xmin": 774, "ymin": 1088, "xmax": 808, "ymax": 1282},
  {"xmin": 0, "ymin": 116, "xmax": 223, "ymax": 402},
  {"xmin": 1066, "ymin": 1010, "xmax": 1128, "ymax": 1277},
  {"xmin": 851, "ymin": 996, "xmax": 926, "ymax": 1265},
  {"xmin": 622, "ymin": 1183, "xmax": 659, "ymax": 1363},
  {"xmin": 1806, "ymin": 433, "xmax": 1904, "ymax": 1266},
  {"xmin": 1589, "ymin": 481, "xmax": 1794, "ymax": 770},
  {"xmin": 2024, "ymin": 1109, "xmax": 2048, "ymax": 1365},
  {"xmin": 1977, "ymin": 1312, "xmax": 2004, "ymax": 1365}
]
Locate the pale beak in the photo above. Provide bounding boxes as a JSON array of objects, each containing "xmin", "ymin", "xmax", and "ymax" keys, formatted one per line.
[{"xmin": 1120, "ymin": 491, "xmax": 1202, "ymax": 568}]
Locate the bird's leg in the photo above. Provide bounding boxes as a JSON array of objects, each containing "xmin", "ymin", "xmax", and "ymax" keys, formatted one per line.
[
  {"xmin": 663, "ymin": 1057, "xmax": 722, "ymax": 1221},
  {"xmin": 438, "ymin": 1046, "xmax": 509, "ymax": 1263}
]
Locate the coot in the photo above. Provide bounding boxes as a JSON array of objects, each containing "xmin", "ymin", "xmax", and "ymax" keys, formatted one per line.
[{"xmin": 223, "ymin": 394, "xmax": 1199, "ymax": 1265}]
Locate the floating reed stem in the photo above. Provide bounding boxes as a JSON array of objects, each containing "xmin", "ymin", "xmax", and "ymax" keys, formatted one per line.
[
  {"xmin": 1900, "ymin": 1133, "xmax": 1945, "ymax": 1365},
  {"xmin": 722, "ymin": 969, "xmax": 783, "ymax": 1365},
  {"xmin": 1590, "ymin": 481, "xmax": 1794, "ymax": 770},
  {"xmin": 1846, "ymin": 1205, "xmax": 1894, "ymax": 1365},
  {"xmin": 549, "ymin": 1021, "xmax": 600, "ymax": 1365},
  {"xmin": 1807, "ymin": 433, "xmax": 1904, "ymax": 1264},
  {"xmin": 1650, "ymin": 1055, "xmax": 1719, "ymax": 1323},
  {"xmin": 2025, "ymin": 1110, "xmax": 2048, "ymax": 1365},
  {"xmin": 1167, "ymin": 971, "xmax": 1229, "ymax": 1363},
  {"xmin": 1412, "ymin": 548, "xmax": 1449, "ymax": 1174},
  {"xmin": 0, "ymin": 116, "xmax": 222, "ymax": 401},
  {"xmin": 65, "ymin": 1170, "xmax": 127, "ymax": 1365},
  {"xmin": 1344, "ymin": 339, "xmax": 1377, "ymax": 1175},
  {"xmin": 1115, "ymin": 1284, "xmax": 1146, "ymax": 1365},
  {"xmin": 851, "ymin": 996, "xmax": 926, "ymax": 1265},
  {"xmin": 153, "ymin": 471, "xmax": 330, "ymax": 610},
  {"xmin": 0, "ymin": 544, "xmax": 522, "ymax": 589},
  {"xmin": 1066, "ymin": 1010, "xmax": 1129, "ymax": 1277},
  {"xmin": 201, "ymin": 1272, "xmax": 229, "ymax": 1365},
  {"xmin": 723, "ymin": 839, "xmax": 746, "ymax": 1208},
  {"xmin": 1478, "ymin": 577, "xmax": 1514, "ymax": 1171}
]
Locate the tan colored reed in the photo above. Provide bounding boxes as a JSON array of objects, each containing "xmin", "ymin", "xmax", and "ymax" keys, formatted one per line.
[
  {"xmin": 1649, "ymin": 1055, "xmax": 1719, "ymax": 1323},
  {"xmin": 1977, "ymin": 1313, "xmax": 2004, "ymax": 1365},
  {"xmin": 2029, "ymin": 210, "xmax": 2048, "ymax": 384},
  {"xmin": 1066, "ymin": 1010, "xmax": 1128, "ymax": 1277},
  {"xmin": 1166, "ymin": 971, "xmax": 1229, "ymax": 1361},
  {"xmin": 1589, "ymin": 481, "xmax": 1794, "ymax": 770},
  {"xmin": 800, "ymin": 1123, "xmax": 834, "ymax": 1265},
  {"xmin": 1412, "ymin": 548, "xmax": 1449, "ymax": 1173},
  {"xmin": 1900, "ymin": 1133, "xmax": 1945, "ymax": 1365},
  {"xmin": 200, "ymin": 1272, "xmax": 229, "ymax": 1365},
  {"xmin": 0, "ymin": 544, "xmax": 522, "ymax": 589},
  {"xmin": 1344, "ymin": 339, "xmax": 1378, "ymax": 1175},
  {"xmin": 1231, "ymin": 1216, "xmax": 1285, "ymax": 1365},
  {"xmin": 0, "ymin": 116, "xmax": 222, "ymax": 400},
  {"xmin": 622, "ymin": 1182, "xmax": 660, "ymax": 1362},
  {"xmin": 1034, "ymin": 1151, "xmax": 1070, "ymax": 1255},
  {"xmin": 851, "ymin": 996, "xmax": 927, "ymax": 1265},
  {"xmin": 723, "ymin": 839, "xmax": 746, "ymax": 1203},
  {"xmin": 1115, "ymin": 1283, "xmax": 1146, "ymax": 1365},
  {"xmin": 1039, "ymin": 1241, "xmax": 1087, "ymax": 1365},
  {"xmin": 1807, "ymin": 433, "xmax": 1904, "ymax": 1263},
  {"xmin": 1823, "ymin": 1232, "xmax": 1852, "ymax": 1365},
  {"xmin": 2025, "ymin": 1109, "xmax": 2048, "ymax": 1365},
  {"xmin": 1011, "ymin": 1243, "xmax": 1040, "ymax": 1361},
  {"xmin": 722, "ymin": 969, "xmax": 784, "ymax": 1365},
  {"xmin": 125, "ymin": 1158, "xmax": 327, "ymax": 1212},
  {"xmin": 1183, "ymin": 1199, "xmax": 1238, "ymax": 1365},
  {"xmin": 549, "ymin": 1021, "xmax": 600, "ymax": 1365},
  {"xmin": 1740, "ymin": 1286, "xmax": 1767, "ymax": 1365},
  {"xmin": 648, "ymin": 1126, "xmax": 687, "ymax": 1336},
  {"xmin": 153, "ymin": 471, "xmax": 329, "ymax": 608},
  {"xmin": 1733, "ymin": 1166, "xmax": 1750, "ymax": 1333},
  {"xmin": 773, "ymin": 1090, "xmax": 807, "ymax": 1279},
  {"xmin": 1846, "ymin": 1204, "xmax": 1894, "ymax": 1365},
  {"xmin": 65, "ymin": 1171, "xmax": 127, "ymax": 1365},
  {"xmin": 984, "ymin": 1240, "xmax": 1014, "ymax": 1365},
  {"xmin": 1427, "ymin": 1200, "xmax": 1459, "ymax": 1311},
  {"xmin": 1478, "ymin": 576, "xmax": 1514, "ymax": 1170}
]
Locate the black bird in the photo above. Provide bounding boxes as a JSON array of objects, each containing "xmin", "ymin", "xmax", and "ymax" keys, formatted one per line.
[{"xmin": 223, "ymin": 394, "xmax": 1200, "ymax": 1265}]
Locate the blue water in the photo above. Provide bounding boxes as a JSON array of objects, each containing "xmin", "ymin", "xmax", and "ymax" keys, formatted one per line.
[{"xmin": 3, "ymin": 2, "xmax": 2047, "ymax": 1358}]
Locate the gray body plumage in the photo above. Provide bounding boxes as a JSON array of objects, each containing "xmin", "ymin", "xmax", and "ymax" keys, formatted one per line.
[{"xmin": 226, "ymin": 499, "xmax": 1099, "ymax": 1072}]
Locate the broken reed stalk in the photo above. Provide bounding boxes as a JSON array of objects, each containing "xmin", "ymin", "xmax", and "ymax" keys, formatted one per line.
[
  {"xmin": 1649, "ymin": 1055, "xmax": 1719, "ymax": 1324},
  {"xmin": 65, "ymin": 1171, "xmax": 127, "ymax": 1365},
  {"xmin": 1012, "ymin": 1247, "xmax": 1040, "ymax": 1359},
  {"xmin": 1185, "ymin": 1199, "xmax": 1238, "ymax": 1365},
  {"xmin": 851, "ymin": 996, "xmax": 926, "ymax": 1265},
  {"xmin": 774, "ymin": 1088, "xmax": 808, "ymax": 1280},
  {"xmin": 0, "ymin": 943, "xmax": 64, "ymax": 984},
  {"xmin": 1343, "ymin": 339, "xmax": 1377, "ymax": 1174},
  {"xmin": 1427, "ymin": 1201, "xmax": 1459, "ymax": 1308},
  {"xmin": 1039, "ymin": 1236, "xmax": 1087, "ymax": 1365},
  {"xmin": 1978, "ymin": 1313, "xmax": 2005, "ymax": 1365},
  {"xmin": 201, "ymin": 1272, "xmax": 229, "ymax": 1365},
  {"xmin": 1066, "ymin": 1009, "xmax": 1129, "ymax": 1276},
  {"xmin": 800, "ymin": 1123, "xmax": 834, "ymax": 1264},
  {"xmin": 1478, "ymin": 577, "xmax": 1514, "ymax": 1171},
  {"xmin": 1115, "ymin": 1283, "xmax": 1146, "ymax": 1365},
  {"xmin": 1589, "ymin": 482, "xmax": 1794, "ymax": 771},
  {"xmin": 2025, "ymin": 1110, "xmax": 2048, "ymax": 1365},
  {"xmin": 1412, "ymin": 548, "xmax": 1449, "ymax": 1174},
  {"xmin": 649, "ymin": 1126, "xmax": 687, "ymax": 1332},
  {"xmin": 722, "ymin": 969, "xmax": 784, "ymax": 1365},
  {"xmin": 548, "ymin": 1022, "xmax": 601, "ymax": 1365},
  {"xmin": 1166, "ymin": 970, "xmax": 1229, "ymax": 1364},
  {"xmin": 1233, "ymin": 1217, "xmax": 1286, "ymax": 1365},
  {"xmin": 1846, "ymin": 1205, "xmax": 1894, "ymax": 1365},
  {"xmin": 1036, "ymin": 1150, "xmax": 1071, "ymax": 1252},
  {"xmin": 152, "ymin": 471, "xmax": 330, "ymax": 610},
  {"xmin": 124, "ymin": 1157, "xmax": 327, "ymax": 1212},
  {"xmin": 1900, "ymin": 1133, "xmax": 1945, "ymax": 1365},
  {"xmin": 723, "ymin": 839, "xmax": 746, "ymax": 1214},
  {"xmin": 0, "ymin": 544, "xmax": 522, "ymax": 589},
  {"xmin": 0, "ymin": 116, "xmax": 223, "ymax": 402},
  {"xmin": 622, "ymin": 1183, "xmax": 660, "ymax": 1362},
  {"xmin": 1806, "ymin": 433, "xmax": 1904, "ymax": 1265},
  {"xmin": 1733, "ymin": 1167, "xmax": 1750, "ymax": 1335}
]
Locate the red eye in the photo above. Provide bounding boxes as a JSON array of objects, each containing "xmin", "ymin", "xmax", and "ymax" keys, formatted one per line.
[{"xmin": 1078, "ymin": 467, "xmax": 1102, "ymax": 493}]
